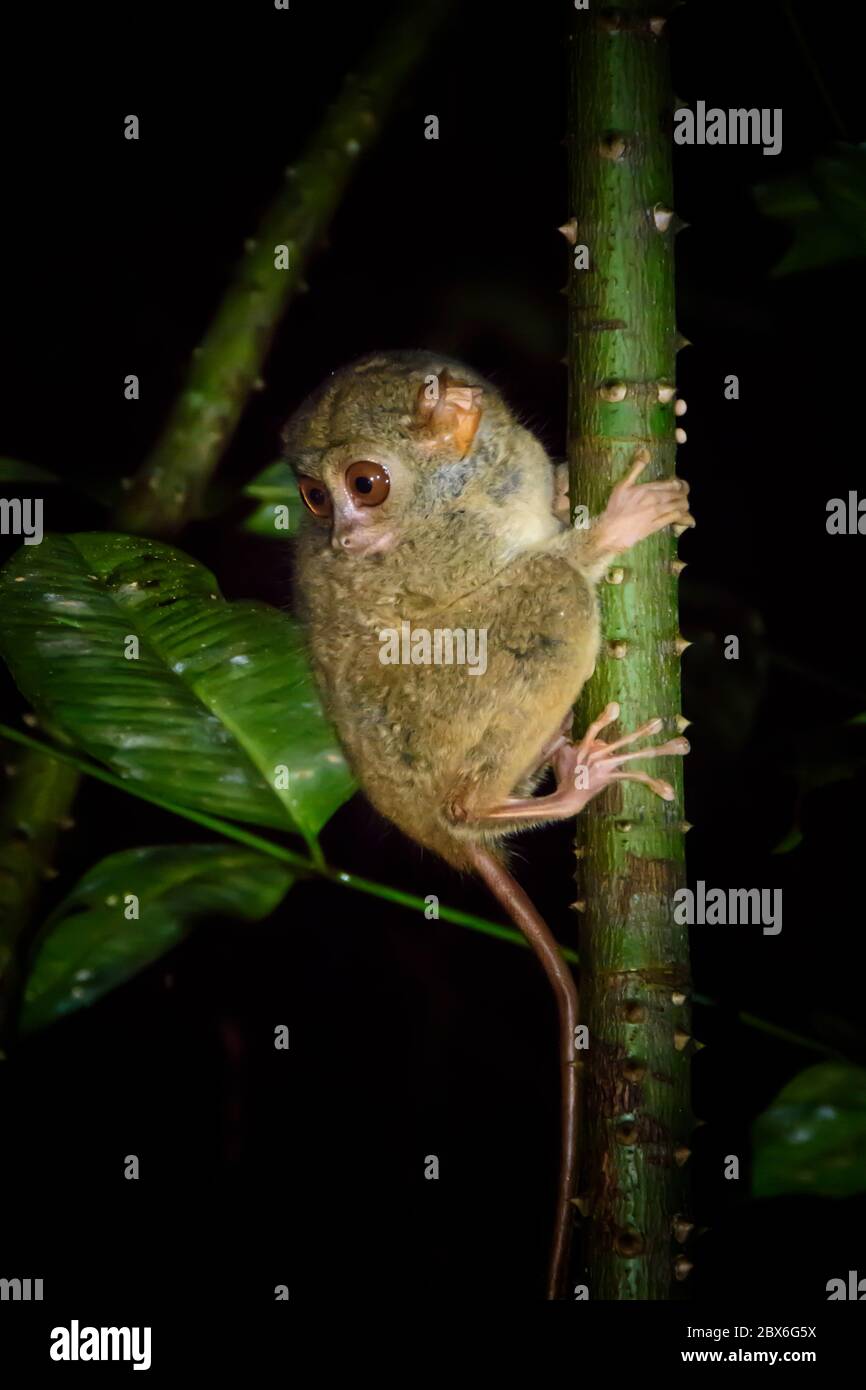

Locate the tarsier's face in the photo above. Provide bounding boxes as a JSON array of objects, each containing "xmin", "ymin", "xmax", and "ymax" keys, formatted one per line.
[
  {"xmin": 296, "ymin": 446, "xmax": 404, "ymax": 556},
  {"xmin": 286, "ymin": 357, "xmax": 487, "ymax": 559}
]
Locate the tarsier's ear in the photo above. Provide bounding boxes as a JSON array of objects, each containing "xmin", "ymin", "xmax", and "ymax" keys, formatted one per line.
[{"xmin": 415, "ymin": 370, "xmax": 483, "ymax": 457}]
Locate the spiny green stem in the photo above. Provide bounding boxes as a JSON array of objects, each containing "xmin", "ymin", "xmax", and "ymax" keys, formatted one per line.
[{"xmin": 569, "ymin": 0, "xmax": 689, "ymax": 1299}]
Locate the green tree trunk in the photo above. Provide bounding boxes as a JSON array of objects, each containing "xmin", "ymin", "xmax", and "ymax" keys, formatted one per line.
[{"xmin": 567, "ymin": 2, "xmax": 694, "ymax": 1299}]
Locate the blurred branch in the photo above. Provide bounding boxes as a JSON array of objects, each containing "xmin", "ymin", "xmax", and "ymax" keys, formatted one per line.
[
  {"xmin": 115, "ymin": 0, "xmax": 455, "ymax": 536},
  {"xmin": 0, "ymin": 747, "xmax": 78, "ymax": 1046}
]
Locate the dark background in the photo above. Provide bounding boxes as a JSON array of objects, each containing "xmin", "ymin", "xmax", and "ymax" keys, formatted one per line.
[{"xmin": 1, "ymin": 0, "xmax": 865, "ymax": 1326}]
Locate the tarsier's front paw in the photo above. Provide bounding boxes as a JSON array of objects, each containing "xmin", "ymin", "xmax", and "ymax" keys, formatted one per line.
[
  {"xmin": 553, "ymin": 701, "xmax": 688, "ymax": 812},
  {"xmin": 595, "ymin": 449, "xmax": 694, "ymax": 553}
]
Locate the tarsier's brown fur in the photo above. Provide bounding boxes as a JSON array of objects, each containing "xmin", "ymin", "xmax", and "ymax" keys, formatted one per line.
[{"xmin": 284, "ymin": 351, "xmax": 693, "ymax": 1296}]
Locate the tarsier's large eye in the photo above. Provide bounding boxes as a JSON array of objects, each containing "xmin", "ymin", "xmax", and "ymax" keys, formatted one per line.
[
  {"xmin": 298, "ymin": 475, "xmax": 333, "ymax": 518},
  {"xmin": 345, "ymin": 460, "xmax": 390, "ymax": 507}
]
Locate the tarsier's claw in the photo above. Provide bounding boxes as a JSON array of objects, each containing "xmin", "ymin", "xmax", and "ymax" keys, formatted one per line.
[{"xmin": 610, "ymin": 772, "xmax": 677, "ymax": 801}]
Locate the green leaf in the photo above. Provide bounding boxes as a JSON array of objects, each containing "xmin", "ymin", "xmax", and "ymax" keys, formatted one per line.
[
  {"xmin": 242, "ymin": 499, "xmax": 303, "ymax": 539},
  {"xmin": 20, "ymin": 844, "xmax": 294, "ymax": 1033},
  {"xmin": 244, "ymin": 459, "xmax": 297, "ymax": 502},
  {"xmin": 755, "ymin": 143, "xmax": 866, "ymax": 276},
  {"xmin": 752, "ymin": 1062, "xmax": 866, "ymax": 1198},
  {"xmin": 0, "ymin": 533, "xmax": 354, "ymax": 844},
  {"xmin": 242, "ymin": 461, "xmax": 303, "ymax": 538}
]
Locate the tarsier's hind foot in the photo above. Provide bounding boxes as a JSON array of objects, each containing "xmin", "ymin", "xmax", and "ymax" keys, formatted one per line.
[
  {"xmin": 554, "ymin": 701, "xmax": 688, "ymax": 810},
  {"xmin": 447, "ymin": 705, "xmax": 686, "ymax": 829}
]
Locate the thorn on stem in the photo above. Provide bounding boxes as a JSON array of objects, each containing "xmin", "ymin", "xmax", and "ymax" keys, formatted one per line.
[
  {"xmin": 673, "ymin": 1215, "xmax": 695, "ymax": 1244},
  {"xmin": 599, "ymin": 133, "xmax": 627, "ymax": 160},
  {"xmin": 616, "ymin": 1229, "xmax": 646, "ymax": 1257},
  {"xmin": 653, "ymin": 204, "xmax": 674, "ymax": 233}
]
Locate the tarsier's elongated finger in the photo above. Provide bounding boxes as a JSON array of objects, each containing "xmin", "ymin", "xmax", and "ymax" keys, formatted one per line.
[
  {"xmin": 574, "ymin": 701, "xmax": 620, "ymax": 765},
  {"xmin": 602, "ymin": 736, "xmax": 690, "ymax": 768},
  {"xmin": 609, "ymin": 770, "xmax": 676, "ymax": 800},
  {"xmin": 589, "ymin": 717, "xmax": 664, "ymax": 760},
  {"xmin": 639, "ymin": 478, "xmax": 689, "ymax": 495},
  {"xmin": 656, "ymin": 507, "xmax": 696, "ymax": 528},
  {"xmin": 619, "ymin": 449, "xmax": 651, "ymax": 488}
]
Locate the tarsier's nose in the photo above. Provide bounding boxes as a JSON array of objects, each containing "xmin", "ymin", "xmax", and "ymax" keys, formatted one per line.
[{"xmin": 331, "ymin": 526, "xmax": 393, "ymax": 556}]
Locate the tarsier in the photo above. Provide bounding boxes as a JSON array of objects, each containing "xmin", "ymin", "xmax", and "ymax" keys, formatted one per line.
[{"xmin": 283, "ymin": 351, "xmax": 693, "ymax": 1298}]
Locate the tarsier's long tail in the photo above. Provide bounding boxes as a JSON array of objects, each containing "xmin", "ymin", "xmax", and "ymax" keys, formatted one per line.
[{"xmin": 468, "ymin": 846, "xmax": 579, "ymax": 1300}]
